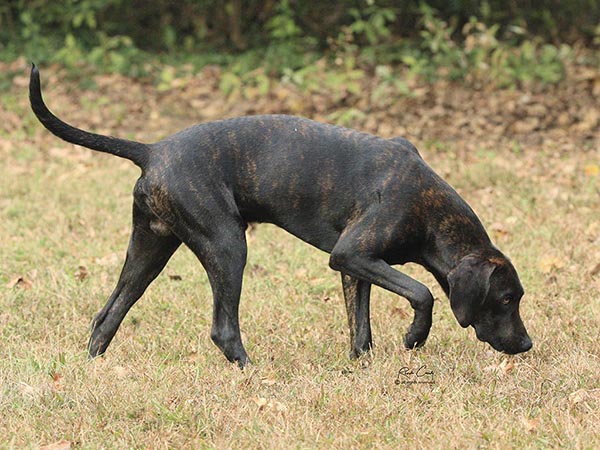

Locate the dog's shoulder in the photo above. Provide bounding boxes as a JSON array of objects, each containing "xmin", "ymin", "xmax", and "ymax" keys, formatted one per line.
[{"xmin": 388, "ymin": 136, "xmax": 421, "ymax": 157}]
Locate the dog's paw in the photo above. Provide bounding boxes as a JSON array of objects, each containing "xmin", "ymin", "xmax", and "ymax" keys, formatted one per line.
[
  {"xmin": 403, "ymin": 328, "xmax": 429, "ymax": 350},
  {"xmin": 349, "ymin": 344, "xmax": 373, "ymax": 360},
  {"xmin": 88, "ymin": 326, "xmax": 113, "ymax": 359},
  {"xmin": 233, "ymin": 355, "xmax": 252, "ymax": 369},
  {"xmin": 87, "ymin": 338, "xmax": 107, "ymax": 359}
]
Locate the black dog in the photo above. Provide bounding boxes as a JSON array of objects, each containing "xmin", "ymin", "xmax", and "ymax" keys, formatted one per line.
[{"xmin": 30, "ymin": 65, "xmax": 531, "ymax": 367}]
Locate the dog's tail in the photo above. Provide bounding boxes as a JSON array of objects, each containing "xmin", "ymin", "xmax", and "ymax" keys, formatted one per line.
[{"xmin": 29, "ymin": 64, "xmax": 149, "ymax": 168}]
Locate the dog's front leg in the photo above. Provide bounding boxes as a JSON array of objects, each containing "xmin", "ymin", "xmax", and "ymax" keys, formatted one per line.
[
  {"xmin": 341, "ymin": 273, "xmax": 372, "ymax": 358},
  {"xmin": 331, "ymin": 242, "xmax": 433, "ymax": 351}
]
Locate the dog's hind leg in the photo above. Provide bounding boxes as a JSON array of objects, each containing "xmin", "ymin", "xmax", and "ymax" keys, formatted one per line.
[
  {"xmin": 341, "ymin": 273, "xmax": 372, "ymax": 358},
  {"xmin": 88, "ymin": 203, "xmax": 181, "ymax": 358},
  {"xmin": 180, "ymin": 217, "xmax": 250, "ymax": 368}
]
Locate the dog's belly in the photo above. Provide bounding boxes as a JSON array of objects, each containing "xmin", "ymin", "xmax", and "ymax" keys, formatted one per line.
[{"xmin": 238, "ymin": 194, "xmax": 349, "ymax": 253}]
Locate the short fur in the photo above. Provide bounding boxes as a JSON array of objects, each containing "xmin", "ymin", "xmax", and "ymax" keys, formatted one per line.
[{"xmin": 30, "ymin": 65, "xmax": 531, "ymax": 367}]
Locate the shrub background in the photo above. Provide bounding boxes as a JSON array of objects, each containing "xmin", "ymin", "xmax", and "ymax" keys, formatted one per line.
[{"xmin": 2, "ymin": 0, "xmax": 599, "ymax": 74}]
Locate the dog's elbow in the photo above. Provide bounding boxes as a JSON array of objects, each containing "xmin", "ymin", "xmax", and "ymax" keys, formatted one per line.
[{"xmin": 328, "ymin": 251, "xmax": 346, "ymax": 272}]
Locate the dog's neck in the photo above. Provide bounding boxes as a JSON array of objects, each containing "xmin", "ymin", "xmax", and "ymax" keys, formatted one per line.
[{"xmin": 421, "ymin": 228, "xmax": 494, "ymax": 296}]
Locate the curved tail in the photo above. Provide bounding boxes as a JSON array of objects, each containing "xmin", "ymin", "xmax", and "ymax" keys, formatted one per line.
[{"xmin": 29, "ymin": 64, "xmax": 149, "ymax": 167}]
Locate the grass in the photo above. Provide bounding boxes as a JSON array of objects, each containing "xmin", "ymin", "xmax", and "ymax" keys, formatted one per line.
[{"xmin": 1, "ymin": 73, "xmax": 600, "ymax": 449}]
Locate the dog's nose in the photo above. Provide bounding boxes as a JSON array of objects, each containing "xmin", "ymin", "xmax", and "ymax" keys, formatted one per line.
[
  {"xmin": 519, "ymin": 335, "xmax": 532, "ymax": 352},
  {"xmin": 502, "ymin": 335, "xmax": 532, "ymax": 354}
]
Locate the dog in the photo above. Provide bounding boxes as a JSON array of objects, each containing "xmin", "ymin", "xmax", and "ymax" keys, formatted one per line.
[{"xmin": 29, "ymin": 64, "xmax": 532, "ymax": 367}]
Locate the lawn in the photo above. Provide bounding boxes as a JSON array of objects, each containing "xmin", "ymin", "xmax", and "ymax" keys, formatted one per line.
[{"xmin": 1, "ymin": 60, "xmax": 599, "ymax": 449}]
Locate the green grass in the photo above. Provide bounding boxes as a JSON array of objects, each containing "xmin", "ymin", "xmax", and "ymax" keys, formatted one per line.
[{"xmin": 1, "ymin": 76, "xmax": 599, "ymax": 449}]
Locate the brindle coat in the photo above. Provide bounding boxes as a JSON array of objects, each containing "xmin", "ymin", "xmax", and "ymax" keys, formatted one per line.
[{"xmin": 29, "ymin": 65, "xmax": 532, "ymax": 367}]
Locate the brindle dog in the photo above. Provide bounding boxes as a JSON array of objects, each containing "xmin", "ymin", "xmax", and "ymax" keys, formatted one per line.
[{"xmin": 29, "ymin": 65, "xmax": 531, "ymax": 367}]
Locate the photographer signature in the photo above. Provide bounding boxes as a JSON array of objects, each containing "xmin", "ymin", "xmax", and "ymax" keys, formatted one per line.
[{"xmin": 394, "ymin": 365, "xmax": 435, "ymax": 385}]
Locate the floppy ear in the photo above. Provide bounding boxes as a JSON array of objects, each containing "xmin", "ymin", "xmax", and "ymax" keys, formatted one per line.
[{"xmin": 447, "ymin": 254, "xmax": 495, "ymax": 327}]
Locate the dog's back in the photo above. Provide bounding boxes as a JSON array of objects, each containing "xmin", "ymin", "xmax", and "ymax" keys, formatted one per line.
[{"xmin": 149, "ymin": 115, "xmax": 427, "ymax": 252}]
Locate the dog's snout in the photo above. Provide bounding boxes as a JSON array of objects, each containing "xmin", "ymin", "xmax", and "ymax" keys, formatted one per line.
[
  {"xmin": 519, "ymin": 335, "xmax": 532, "ymax": 352},
  {"xmin": 502, "ymin": 335, "xmax": 532, "ymax": 354}
]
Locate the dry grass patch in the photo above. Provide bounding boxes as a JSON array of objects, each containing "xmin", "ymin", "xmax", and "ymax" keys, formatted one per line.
[{"xmin": 1, "ymin": 75, "xmax": 599, "ymax": 449}]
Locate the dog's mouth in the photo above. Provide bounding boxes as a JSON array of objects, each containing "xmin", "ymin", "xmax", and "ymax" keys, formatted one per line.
[
  {"xmin": 473, "ymin": 326, "xmax": 532, "ymax": 354},
  {"xmin": 499, "ymin": 336, "xmax": 532, "ymax": 354}
]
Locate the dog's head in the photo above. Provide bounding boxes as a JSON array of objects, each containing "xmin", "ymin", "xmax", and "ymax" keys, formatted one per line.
[{"xmin": 447, "ymin": 252, "xmax": 532, "ymax": 354}]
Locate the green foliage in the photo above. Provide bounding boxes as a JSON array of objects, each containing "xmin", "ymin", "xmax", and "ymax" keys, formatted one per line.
[
  {"xmin": 261, "ymin": 0, "xmax": 319, "ymax": 72},
  {"xmin": 218, "ymin": 68, "xmax": 271, "ymax": 100},
  {"xmin": 266, "ymin": 0, "xmax": 302, "ymax": 40},
  {"xmin": 393, "ymin": 3, "xmax": 572, "ymax": 87},
  {"xmin": 0, "ymin": 0, "xmax": 592, "ymax": 87},
  {"xmin": 327, "ymin": 1, "xmax": 397, "ymax": 69},
  {"xmin": 1, "ymin": 0, "xmax": 141, "ymax": 74},
  {"xmin": 347, "ymin": 2, "xmax": 396, "ymax": 46},
  {"xmin": 55, "ymin": 32, "xmax": 147, "ymax": 76}
]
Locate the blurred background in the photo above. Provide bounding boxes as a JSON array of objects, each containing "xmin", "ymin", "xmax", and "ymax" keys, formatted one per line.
[
  {"xmin": 1, "ymin": 3, "xmax": 600, "ymax": 448},
  {"xmin": 1, "ymin": 0, "xmax": 599, "ymax": 79},
  {"xmin": 2, "ymin": 0, "xmax": 599, "ymax": 142}
]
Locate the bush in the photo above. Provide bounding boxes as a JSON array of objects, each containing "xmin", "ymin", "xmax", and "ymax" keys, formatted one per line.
[{"xmin": 0, "ymin": 0, "xmax": 594, "ymax": 83}]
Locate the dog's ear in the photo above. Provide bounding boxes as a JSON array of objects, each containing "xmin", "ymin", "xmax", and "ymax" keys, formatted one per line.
[{"xmin": 447, "ymin": 254, "xmax": 495, "ymax": 327}]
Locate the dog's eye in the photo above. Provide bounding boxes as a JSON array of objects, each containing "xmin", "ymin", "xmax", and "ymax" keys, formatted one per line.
[{"xmin": 501, "ymin": 297, "xmax": 512, "ymax": 305}]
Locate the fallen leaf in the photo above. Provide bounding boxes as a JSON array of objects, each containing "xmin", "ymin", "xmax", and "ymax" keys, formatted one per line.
[
  {"xmin": 590, "ymin": 262, "xmax": 600, "ymax": 276},
  {"xmin": 491, "ymin": 222, "xmax": 509, "ymax": 239},
  {"xmin": 294, "ymin": 268, "xmax": 308, "ymax": 279},
  {"xmin": 74, "ymin": 266, "xmax": 88, "ymax": 282},
  {"xmin": 273, "ymin": 86, "xmax": 290, "ymax": 101},
  {"xmin": 538, "ymin": 255, "xmax": 565, "ymax": 274},
  {"xmin": 568, "ymin": 388, "xmax": 600, "ymax": 407},
  {"xmin": 113, "ymin": 365, "xmax": 128, "ymax": 379},
  {"xmin": 390, "ymin": 306, "xmax": 409, "ymax": 318},
  {"xmin": 261, "ymin": 377, "xmax": 277, "ymax": 386},
  {"xmin": 252, "ymin": 397, "xmax": 287, "ymax": 413},
  {"xmin": 250, "ymin": 264, "xmax": 267, "ymax": 276},
  {"xmin": 52, "ymin": 372, "xmax": 63, "ymax": 391},
  {"xmin": 271, "ymin": 400, "xmax": 287, "ymax": 412},
  {"xmin": 6, "ymin": 276, "xmax": 33, "ymax": 290},
  {"xmin": 584, "ymin": 163, "xmax": 599, "ymax": 177},
  {"xmin": 510, "ymin": 117, "xmax": 539, "ymax": 133},
  {"xmin": 18, "ymin": 381, "xmax": 35, "ymax": 396},
  {"xmin": 521, "ymin": 416, "xmax": 539, "ymax": 433},
  {"xmin": 251, "ymin": 396, "xmax": 268, "ymax": 410},
  {"xmin": 501, "ymin": 358, "xmax": 515, "ymax": 374},
  {"xmin": 483, "ymin": 357, "xmax": 515, "ymax": 375},
  {"xmin": 12, "ymin": 75, "xmax": 29, "ymax": 88},
  {"xmin": 575, "ymin": 109, "xmax": 599, "ymax": 132},
  {"xmin": 569, "ymin": 389, "xmax": 588, "ymax": 407},
  {"xmin": 94, "ymin": 253, "xmax": 120, "ymax": 267},
  {"xmin": 309, "ymin": 277, "xmax": 327, "ymax": 286},
  {"xmin": 275, "ymin": 263, "xmax": 289, "ymax": 276},
  {"xmin": 40, "ymin": 441, "xmax": 71, "ymax": 450}
]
